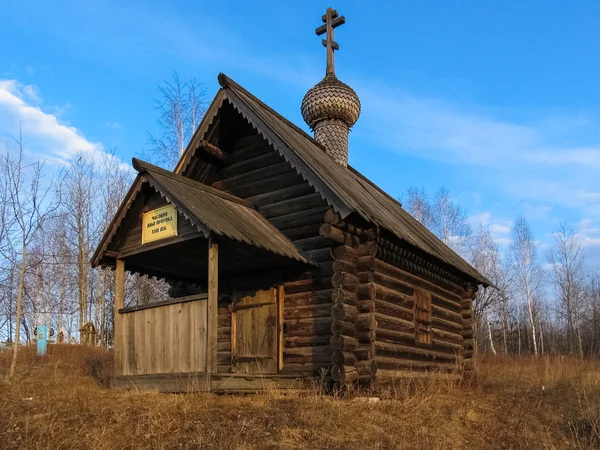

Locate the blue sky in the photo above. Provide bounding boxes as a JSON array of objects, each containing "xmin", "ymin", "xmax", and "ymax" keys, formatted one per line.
[{"xmin": 1, "ymin": 0, "xmax": 599, "ymax": 268}]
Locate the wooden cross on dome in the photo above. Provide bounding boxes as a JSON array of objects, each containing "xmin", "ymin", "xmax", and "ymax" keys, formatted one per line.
[{"xmin": 315, "ymin": 7, "xmax": 346, "ymax": 76}]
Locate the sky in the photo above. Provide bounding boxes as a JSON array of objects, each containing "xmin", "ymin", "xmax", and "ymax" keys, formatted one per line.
[{"xmin": 1, "ymin": 0, "xmax": 599, "ymax": 269}]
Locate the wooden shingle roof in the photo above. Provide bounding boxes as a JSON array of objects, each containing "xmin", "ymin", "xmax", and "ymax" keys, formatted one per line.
[
  {"xmin": 178, "ymin": 74, "xmax": 491, "ymax": 287},
  {"xmin": 92, "ymin": 158, "xmax": 315, "ymax": 268}
]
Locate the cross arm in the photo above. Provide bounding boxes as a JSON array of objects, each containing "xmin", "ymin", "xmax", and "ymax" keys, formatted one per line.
[{"xmin": 315, "ymin": 16, "xmax": 346, "ymax": 36}]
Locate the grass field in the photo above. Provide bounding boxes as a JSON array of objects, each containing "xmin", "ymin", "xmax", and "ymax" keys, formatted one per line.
[{"xmin": 1, "ymin": 345, "xmax": 599, "ymax": 449}]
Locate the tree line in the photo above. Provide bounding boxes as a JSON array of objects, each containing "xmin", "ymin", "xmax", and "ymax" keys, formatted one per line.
[{"xmin": 403, "ymin": 187, "xmax": 600, "ymax": 357}]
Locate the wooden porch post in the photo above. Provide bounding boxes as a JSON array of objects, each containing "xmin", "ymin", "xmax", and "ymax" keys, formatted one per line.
[
  {"xmin": 114, "ymin": 259, "xmax": 125, "ymax": 376},
  {"xmin": 206, "ymin": 235, "xmax": 219, "ymax": 388}
]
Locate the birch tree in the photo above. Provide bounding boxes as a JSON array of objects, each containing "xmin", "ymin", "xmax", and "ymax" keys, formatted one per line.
[
  {"xmin": 146, "ymin": 72, "xmax": 207, "ymax": 170},
  {"xmin": 509, "ymin": 217, "xmax": 542, "ymax": 355}
]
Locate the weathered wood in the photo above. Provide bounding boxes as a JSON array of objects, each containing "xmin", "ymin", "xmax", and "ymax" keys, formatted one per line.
[
  {"xmin": 331, "ymin": 288, "xmax": 357, "ymax": 305},
  {"xmin": 356, "ymin": 313, "xmax": 377, "ymax": 332},
  {"xmin": 114, "ymin": 259, "xmax": 125, "ymax": 376},
  {"xmin": 293, "ymin": 236, "xmax": 332, "ymax": 251},
  {"xmin": 332, "ymin": 272, "xmax": 359, "ymax": 289},
  {"xmin": 356, "ymin": 359, "xmax": 377, "ymax": 376},
  {"xmin": 284, "ymin": 303, "xmax": 333, "ymax": 320},
  {"xmin": 355, "ymin": 343, "xmax": 375, "ymax": 361},
  {"xmin": 197, "ymin": 140, "xmax": 232, "ymax": 165},
  {"xmin": 284, "ymin": 276, "xmax": 332, "ymax": 294},
  {"xmin": 331, "ymin": 259, "xmax": 357, "ymax": 274},
  {"xmin": 212, "ymin": 161, "xmax": 291, "ymax": 191},
  {"xmin": 357, "ymin": 283, "xmax": 376, "ymax": 300},
  {"xmin": 207, "ymin": 235, "xmax": 218, "ymax": 375},
  {"xmin": 431, "ymin": 303, "xmax": 463, "ymax": 322},
  {"xmin": 331, "ymin": 350, "xmax": 356, "ymax": 366},
  {"xmin": 319, "ymin": 224, "xmax": 360, "ymax": 248},
  {"xmin": 374, "ymin": 327, "xmax": 415, "ymax": 346},
  {"xmin": 373, "ymin": 298, "xmax": 413, "ymax": 322},
  {"xmin": 330, "ymin": 334, "xmax": 359, "ymax": 352},
  {"xmin": 261, "ymin": 193, "xmax": 326, "ymax": 219},
  {"xmin": 356, "ymin": 330, "xmax": 376, "ymax": 343},
  {"xmin": 284, "ymin": 346, "xmax": 332, "ymax": 364},
  {"xmin": 249, "ymin": 184, "xmax": 314, "ymax": 208},
  {"xmin": 304, "ymin": 247, "xmax": 334, "ymax": 263},
  {"xmin": 358, "ymin": 241, "xmax": 377, "ymax": 257},
  {"xmin": 278, "ymin": 285, "xmax": 284, "ymax": 371},
  {"xmin": 374, "ymin": 341, "xmax": 458, "ymax": 362},
  {"xmin": 270, "ymin": 206, "xmax": 330, "ymax": 230},
  {"xmin": 331, "ymin": 365, "xmax": 358, "ymax": 383},
  {"xmin": 285, "ymin": 335, "xmax": 331, "ymax": 348},
  {"xmin": 283, "ymin": 223, "xmax": 322, "ymax": 241},
  {"xmin": 218, "ymin": 148, "xmax": 280, "ymax": 178},
  {"xmin": 285, "ymin": 317, "xmax": 333, "ymax": 336},
  {"xmin": 331, "ymin": 319, "xmax": 356, "ymax": 336},
  {"xmin": 331, "ymin": 303, "xmax": 359, "ymax": 322},
  {"xmin": 331, "ymin": 245, "xmax": 359, "ymax": 261},
  {"xmin": 285, "ymin": 289, "xmax": 334, "ymax": 308},
  {"xmin": 375, "ymin": 356, "xmax": 459, "ymax": 372}
]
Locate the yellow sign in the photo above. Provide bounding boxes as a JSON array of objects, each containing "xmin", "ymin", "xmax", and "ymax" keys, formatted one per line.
[{"xmin": 142, "ymin": 205, "xmax": 178, "ymax": 244}]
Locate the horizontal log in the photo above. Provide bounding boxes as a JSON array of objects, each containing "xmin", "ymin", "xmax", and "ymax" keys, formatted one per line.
[
  {"xmin": 331, "ymin": 365, "xmax": 358, "ymax": 383},
  {"xmin": 431, "ymin": 293, "xmax": 462, "ymax": 314},
  {"xmin": 331, "ymin": 351, "xmax": 356, "ymax": 366},
  {"xmin": 331, "ymin": 303, "xmax": 359, "ymax": 322},
  {"xmin": 284, "ymin": 277, "xmax": 332, "ymax": 294},
  {"xmin": 230, "ymin": 135, "xmax": 271, "ymax": 162},
  {"xmin": 217, "ymin": 327, "xmax": 231, "ymax": 342},
  {"xmin": 332, "ymin": 272, "xmax": 359, "ymax": 289},
  {"xmin": 358, "ymin": 241, "xmax": 377, "ymax": 257},
  {"xmin": 284, "ymin": 335, "xmax": 331, "ymax": 348},
  {"xmin": 285, "ymin": 289, "xmax": 334, "ymax": 307},
  {"xmin": 356, "ymin": 299, "xmax": 375, "ymax": 313},
  {"xmin": 330, "ymin": 245, "xmax": 359, "ymax": 261},
  {"xmin": 431, "ymin": 303, "xmax": 463, "ymax": 323},
  {"xmin": 305, "ymin": 247, "xmax": 334, "ymax": 263},
  {"xmin": 375, "ymin": 258, "xmax": 463, "ymax": 302},
  {"xmin": 356, "ymin": 313, "xmax": 377, "ymax": 332},
  {"xmin": 283, "ymin": 223, "xmax": 322, "ymax": 241},
  {"xmin": 331, "ymin": 288, "xmax": 357, "ymax": 306},
  {"xmin": 285, "ymin": 303, "xmax": 333, "ymax": 320},
  {"xmin": 285, "ymin": 317, "xmax": 333, "ymax": 336},
  {"xmin": 373, "ymin": 298, "xmax": 413, "ymax": 322},
  {"xmin": 217, "ymin": 364, "xmax": 233, "ymax": 374},
  {"xmin": 330, "ymin": 334, "xmax": 359, "ymax": 352},
  {"xmin": 227, "ymin": 172, "xmax": 304, "ymax": 199},
  {"xmin": 357, "ymin": 283, "xmax": 376, "ymax": 300},
  {"xmin": 248, "ymin": 183, "xmax": 314, "ymax": 208},
  {"xmin": 197, "ymin": 140, "xmax": 232, "ymax": 165},
  {"xmin": 356, "ymin": 343, "xmax": 375, "ymax": 361},
  {"xmin": 217, "ymin": 351, "xmax": 232, "ymax": 365},
  {"xmin": 324, "ymin": 208, "xmax": 372, "ymax": 238},
  {"xmin": 332, "ymin": 259, "xmax": 357, "ymax": 274},
  {"xmin": 284, "ymin": 345, "xmax": 332, "ymax": 359},
  {"xmin": 218, "ymin": 313, "xmax": 231, "ymax": 327},
  {"xmin": 356, "ymin": 359, "xmax": 377, "ymax": 376},
  {"xmin": 431, "ymin": 316, "xmax": 463, "ymax": 333},
  {"xmin": 213, "ymin": 161, "xmax": 291, "ymax": 191},
  {"xmin": 293, "ymin": 236, "xmax": 332, "ymax": 251},
  {"xmin": 218, "ymin": 146, "xmax": 279, "ymax": 177},
  {"xmin": 331, "ymin": 319, "xmax": 356, "ymax": 336},
  {"xmin": 356, "ymin": 330, "xmax": 376, "ymax": 343},
  {"xmin": 261, "ymin": 193, "xmax": 326, "ymax": 219},
  {"xmin": 374, "ymin": 341, "xmax": 457, "ymax": 362},
  {"xmin": 217, "ymin": 341, "xmax": 231, "ymax": 352},
  {"xmin": 375, "ymin": 326, "xmax": 415, "ymax": 345},
  {"xmin": 374, "ymin": 284, "xmax": 414, "ymax": 308},
  {"xmin": 319, "ymin": 224, "xmax": 360, "ymax": 248},
  {"xmin": 374, "ymin": 313, "xmax": 414, "ymax": 334},
  {"xmin": 271, "ymin": 206, "xmax": 330, "ymax": 231},
  {"xmin": 432, "ymin": 327, "xmax": 463, "ymax": 345},
  {"xmin": 280, "ymin": 363, "xmax": 330, "ymax": 376},
  {"xmin": 432, "ymin": 338, "xmax": 464, "ymax": 353},
  {"xmin": 358, "ymin": 271, "xmax": 416, "ymax": 297},
  {"xmin": 375, "ymin": 356, "xmax": 460, "ymax": 372}
]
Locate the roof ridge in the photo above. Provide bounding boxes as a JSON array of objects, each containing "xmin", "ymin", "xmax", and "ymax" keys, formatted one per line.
[{"xmin": 132, "ymin": 158, "xmax": 255, "ymax": 209}]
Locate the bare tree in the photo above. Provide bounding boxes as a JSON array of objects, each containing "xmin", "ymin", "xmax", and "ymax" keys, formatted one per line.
[
  {"xmin": 4, "ymin": 132, "xmax": 57, "ymax": 383},
  {"xmin": 431, "ymin": 188, "xmax": 472, "ymax": 255},
  {"xmin": 403, "ymin": 187, "xmax": 433, "ymax": 228},
  {"xmin": 547, "ymin": 222, "xmax": 585, "ymax": 356},
  {"xmin": 509, "ymin": 217, "xmax": 542, "ymax": 355},
  {"xmin": 146, "ymin": 72, "xmax": 207, "ymax": 170}
]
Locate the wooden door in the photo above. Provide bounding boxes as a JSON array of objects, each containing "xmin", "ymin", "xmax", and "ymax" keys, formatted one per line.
[{"xmin": 232, "ymin": 287, "xmax": 282, "ymax": 374}]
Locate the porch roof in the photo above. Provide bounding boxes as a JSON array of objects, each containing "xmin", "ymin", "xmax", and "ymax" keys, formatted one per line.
[{"xmin": 91, "ymin": 158, "xmax": 315, "ymax": 268}]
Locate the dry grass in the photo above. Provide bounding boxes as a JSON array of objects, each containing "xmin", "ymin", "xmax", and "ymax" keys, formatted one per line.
[{"xmin": 1, "ymin": 346, "xmax": 599, "ymax": 449}]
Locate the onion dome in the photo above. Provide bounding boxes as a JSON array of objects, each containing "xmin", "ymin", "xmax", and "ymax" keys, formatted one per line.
[{"xmin": 301, "ymin": 74, "xmax": 361, "ymax": 131}]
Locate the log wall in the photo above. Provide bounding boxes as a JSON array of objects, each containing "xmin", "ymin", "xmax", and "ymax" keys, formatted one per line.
[{"xmin": 212, "ymin": 134, "xmax": 335, "ymax": 378}]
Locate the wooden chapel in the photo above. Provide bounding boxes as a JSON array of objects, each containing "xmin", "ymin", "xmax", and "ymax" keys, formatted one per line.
[{"xmin": 92, "ymin": 8, "xmax": 491, "ymax": 392}]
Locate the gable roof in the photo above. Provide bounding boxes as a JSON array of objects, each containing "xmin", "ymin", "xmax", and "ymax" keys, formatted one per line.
[
  {"xmin": 91, "ymin": 158, "xmax": 315, "ymax": 268},
  {"xmin": 176, "ymin": 74, "xmax": 491, "ymax": 287}
]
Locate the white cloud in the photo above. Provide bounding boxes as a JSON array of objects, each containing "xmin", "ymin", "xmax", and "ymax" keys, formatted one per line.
[{"xmin": 0, "ymin": 79, "xmax": 116, "ymax": 167}]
